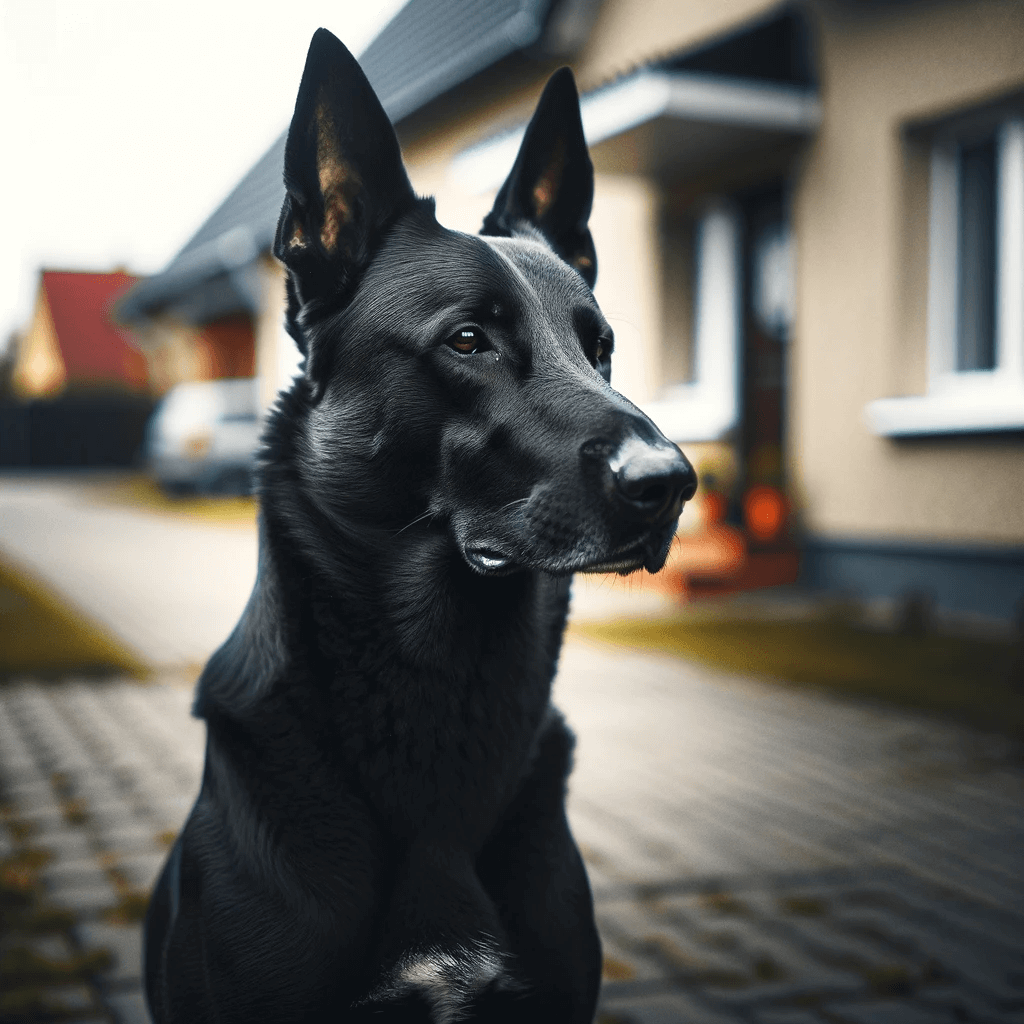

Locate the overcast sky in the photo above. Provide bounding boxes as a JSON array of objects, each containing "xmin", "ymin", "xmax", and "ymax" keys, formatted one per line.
[{"xmin": 0, "ymin": 0, "xmax": 406, "ymax": 349}]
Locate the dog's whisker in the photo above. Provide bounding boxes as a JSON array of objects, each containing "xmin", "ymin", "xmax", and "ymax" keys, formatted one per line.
[
  {"xmin": 393, "ymin": 509, "xmax": 438, "ymax": 536},
  {"xmin": 496, "ymin": 497, "xmax": 530, "ymax": 515}
]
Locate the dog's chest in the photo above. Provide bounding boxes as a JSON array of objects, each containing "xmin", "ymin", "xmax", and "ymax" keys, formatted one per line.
[{"xmin": 322, "ymin": 627, "xmax": 554, "ymax": 843}]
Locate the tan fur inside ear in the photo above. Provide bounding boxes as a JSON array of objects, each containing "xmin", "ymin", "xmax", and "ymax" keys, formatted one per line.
[
  {"xmin": 286, "ymin": 222, "xmax": 307, "ymax": 251},
  {"xmin": 316, "ymin": 99, "xmax": 362, "ymax": 254},
  {"xmin": 531, "ymin": 139, "xmax": 565, "ymax": 220}
]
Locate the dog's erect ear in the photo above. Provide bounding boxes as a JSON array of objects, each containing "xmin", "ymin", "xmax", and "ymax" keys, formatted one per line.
[
  {"xmin": 274, "ymin": 29, "xmax": 417, "ymax": 309},
  {"xmin": 481, "ymin": 68, "xmax": 596, "ymax": 288}
]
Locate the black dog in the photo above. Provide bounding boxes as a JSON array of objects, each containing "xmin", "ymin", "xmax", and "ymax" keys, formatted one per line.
[{"xmin": 144, "ymin": 28, "xmax": 696, "ymax": 1024}]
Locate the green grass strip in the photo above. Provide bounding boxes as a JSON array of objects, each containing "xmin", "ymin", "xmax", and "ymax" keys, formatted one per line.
[{"xmin": 0, "ymin": 550, "xmax": 149, "ymax": 680}]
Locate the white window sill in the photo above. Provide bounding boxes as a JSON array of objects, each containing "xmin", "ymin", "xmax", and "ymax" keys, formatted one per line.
[
  {"xmin": 641, "ymin": 384, "xmax": 738, "ymax": 443},
  {"xmin": 865, "ymin": 385, "xmax": 1024, "ymax": 436}
]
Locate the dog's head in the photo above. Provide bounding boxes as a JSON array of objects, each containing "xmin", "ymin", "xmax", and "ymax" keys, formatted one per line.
[{"xmin": 273, "ymin": 29, "xmax": 697, "ymax": 577}]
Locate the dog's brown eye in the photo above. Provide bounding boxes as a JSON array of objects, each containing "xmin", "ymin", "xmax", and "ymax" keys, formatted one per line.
[{"xmin": 448, "ymin": 328, "xmax": 484, "ymax": 354}]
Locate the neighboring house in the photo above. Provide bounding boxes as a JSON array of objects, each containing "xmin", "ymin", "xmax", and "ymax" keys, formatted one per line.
[
  {"xmin": 12, "ymin": 270, "xmax": 148, "ymax": 399},
  {"xmin": 119, "ymin": 0, "xmax": 1024, "ymax": 623},
  {"xmin": 2, "ymin": 270, "xmax": 153, "ymax": 467}
]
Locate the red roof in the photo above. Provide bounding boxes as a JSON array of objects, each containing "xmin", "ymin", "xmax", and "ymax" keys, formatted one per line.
[{"xmin": 42, "ymin": 270, "xmax": 148, "ymax": 389}]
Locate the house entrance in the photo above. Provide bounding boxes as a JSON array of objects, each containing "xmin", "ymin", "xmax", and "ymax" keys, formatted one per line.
[{"xmin": 738, "ymin": 184, "xmax": 793, "ymax": 548}]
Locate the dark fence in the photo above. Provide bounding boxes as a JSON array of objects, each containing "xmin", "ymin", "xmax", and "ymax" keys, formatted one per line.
[{"xmin": 0, "ymin": 394, "xmax": 154, "ymax": 468}]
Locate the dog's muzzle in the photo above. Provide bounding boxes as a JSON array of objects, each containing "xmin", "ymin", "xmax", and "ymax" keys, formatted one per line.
[{"xmin": 462, "ymin": 427, "xmax": 697, "ymax": 578}]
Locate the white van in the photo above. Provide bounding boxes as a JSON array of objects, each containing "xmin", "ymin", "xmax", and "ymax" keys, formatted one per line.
[{"xmin": 145, "ymin": 378, "xmax": 262, "ymax": 494}]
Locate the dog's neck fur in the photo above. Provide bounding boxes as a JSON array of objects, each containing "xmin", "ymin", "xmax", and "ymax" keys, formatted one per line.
[{"xmin": 194, "ymin": 384, "xmax": 569, "ymax": 844}]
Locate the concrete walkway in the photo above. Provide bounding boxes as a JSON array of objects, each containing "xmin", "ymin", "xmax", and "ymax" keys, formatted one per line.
[
  {"xmin": 1, "ymin": 474, "xmax": 1023, "ymax": 1023},
  {"xmin": 0, "ymin": 474, "xmax": 256, "ymax": 669}
]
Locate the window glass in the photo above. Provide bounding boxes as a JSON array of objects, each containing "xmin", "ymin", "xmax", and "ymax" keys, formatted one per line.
[{"xmin": 957, "ymin": 135, "xmax": 997, "ymax": 371}]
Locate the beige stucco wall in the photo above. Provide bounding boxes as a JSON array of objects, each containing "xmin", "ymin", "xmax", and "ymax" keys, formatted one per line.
[
  {"xmin": 255, "ymin": 255, "xmax": 292, "ymax": 411},
  {"xmin": 792, "ymin": 0, "xmax": 1024, "ymax": 545}
]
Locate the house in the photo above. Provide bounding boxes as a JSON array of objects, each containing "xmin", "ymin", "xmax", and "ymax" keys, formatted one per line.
[
  {"xmin": 2, "ymin": 269, "xmax": 154, "ymax": 466},
  {"xmin": 118, "ymin": 0, "xmax": 1024, "ymax": 624},
  {"xmin": 12, "ymin": 270, "xmax": 148, "ymax": 399}
]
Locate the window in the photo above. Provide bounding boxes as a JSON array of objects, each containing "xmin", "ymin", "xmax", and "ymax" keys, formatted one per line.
[
  {"xmin": 641, "ymin": 200, "xmax": 742, "ymax": 441},
  {"xmin": 956, "ymin": 134, "xmax": 997, "ymax": 372},
  {"xmin": 866, "ymin": 117, "xmax": 1024, "ymax": 435}
]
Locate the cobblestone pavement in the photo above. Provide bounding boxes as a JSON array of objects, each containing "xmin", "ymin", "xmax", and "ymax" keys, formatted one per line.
[{"xmin": 1, "ymin": 639, "xmax": 1022, "ymax": 1023}]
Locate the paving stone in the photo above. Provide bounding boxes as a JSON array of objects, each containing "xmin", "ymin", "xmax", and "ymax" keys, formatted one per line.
[
  {"xmin": 21, "ymin": 933, "xmax": 75, "ymax": 960},
  {"xmin": 596, "ymin": 898, "xmax": 663, "ymax": 943},
  {"xmin": 5, "ymin": 778, "xmax": 63, "ymax": 808},
  {"xmin": 121, "ymin": 768, "xmax": 186, "ymax": 800},
  {"xmin": 0, "ymin": 760, "xmax": 40, "ymax": 786},
  {"xmin": 118, "ymin": 853, "xmax": 165, "ymax": 890},
  {"xmin": 49, "ymin": 882, "xmax": 121, "ymax": 917},
  {"xmin": 34, "ymin": 985, "xmax": 100, "ymax": 1017},
  {"xmin": 599, "ymin": 989, "xmax": 740, "ymax": 1023},
  {"xmin": 17, "ymin": 804, "xmax": 73, "ymax": 836},
  {"xmin": 853, "ymin": 879, "xmax": 1024, "ymax": 961},
  {"xmin": 597, "ymin": 899, "xmax": 753, "ymax": 983},
  {"xmin": 601, "ymin": 933, "xmax": 667, "ymax": 986},
  {"xmin": 770, "ymin": 908, "xmax": 919, "ymax": 976},
  {"xmin": 754, "ymin": 1010, "xmax": 827, "ymax": 1024},
  {"xmin": 823, "ymin": 999, "xmax": 959, "ymax": 1023},
  {"xmin": 88, "ymin": 802, "xmax": 148, "ymax": 833},
  {"xmin": 105, "ymin": 987, "xmax": 151, "ymax": 1024},
  {"xmin": 917, "ymin": 985, "xmax": 1024, "ymax": 1023},
  {"xmin": 97, "ymin": 824, "xmax": 168, "ymax": 856},
  {"xmin": 833, "ymin": 907, "xmax": 1024, "ymax": 1003},
  {"xmin": 33, "ymin": 826, "xmax": 94, "ymax": 861},
  {"xmin": 144, "ymin": 796, "xmax": 194, "ymax": 830},
  {"xmin": 74, "ymin": 921, "xmax": 144, "ymax": 985},
  {"xmin": 43, "ymin": 857, "xmax": 113, "ymax": 891},
  {"xmin": 694, "ymin": 916, "xmax": 866, "ymax": 1003}
]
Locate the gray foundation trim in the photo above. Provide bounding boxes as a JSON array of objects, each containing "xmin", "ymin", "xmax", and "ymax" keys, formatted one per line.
[{"xmin": 801, "ymin": 536, "xmax": 1024, "ymax": 623}]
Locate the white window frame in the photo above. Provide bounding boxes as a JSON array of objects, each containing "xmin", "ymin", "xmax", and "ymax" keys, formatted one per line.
[
  {"xmin": 641, "ymin": 200, "xmax": 742, "ymax": 442},
  {"xmin": 866, "ymin": 118, "xmax": 1024, "ymax": 436}
]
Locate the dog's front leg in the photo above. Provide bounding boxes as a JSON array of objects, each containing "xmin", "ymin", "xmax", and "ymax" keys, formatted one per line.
[
  {"xmin": 358, "ymin": 840, "xmax": 515, "ymax": 1024},
  {"xmin": 475, "ymin": 710, "xmax": 602, "ymax": 1024}
]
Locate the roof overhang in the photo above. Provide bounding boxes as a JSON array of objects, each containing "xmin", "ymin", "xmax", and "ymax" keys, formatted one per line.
[
  {"xmin": 903, "ymin": 85, "xmax": 1024, "ymax": 143},
  {"xmin": 450, "ymin": 68, "xmax": 821, "ymax": 193},
  {"xmin": 116, "ymin": 226, "xmax": 263, "ymax": 326}
]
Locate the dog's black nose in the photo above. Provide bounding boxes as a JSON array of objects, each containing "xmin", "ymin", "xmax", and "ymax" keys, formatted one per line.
[{"xmin": 612, "ymin": 443, "xmax": 697, "ymax": 523}]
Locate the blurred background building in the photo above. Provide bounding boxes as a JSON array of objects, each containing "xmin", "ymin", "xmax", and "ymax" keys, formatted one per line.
[
  {"xmin": 0, "ymin": 270, "xmax": 152, "ymax": 468},
  {"xmin": 114, "ymin": 0, "xmax": 1024, "ymax": 626}
]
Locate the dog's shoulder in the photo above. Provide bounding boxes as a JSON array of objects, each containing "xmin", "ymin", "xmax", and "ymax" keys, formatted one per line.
[{"xmin": 192, "ymin": 548, "xmax": 289, "ymax": 722}]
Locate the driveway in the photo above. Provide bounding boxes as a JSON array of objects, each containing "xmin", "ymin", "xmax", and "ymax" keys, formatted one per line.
[
  {"xmin": 1, "ymin": 473, "xmax": 1022, "ymax": 1023},
  {"xmin": 0, "ymin": 474, "xmax": 256, "ymax": 669}
]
